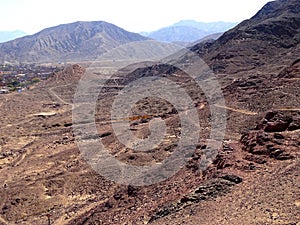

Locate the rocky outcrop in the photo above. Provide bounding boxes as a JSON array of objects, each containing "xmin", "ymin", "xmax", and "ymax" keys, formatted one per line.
[
  {"xmin": 278, "ymin": 58, "xmax": 300, "ymax": 79},
  {"xmin": 241, "ymin": 111, "xmax": 299, "ymax": 160},
  {"xmin": 257, "ymin": 111, "xmax": 294, "ymax": 132},
  {"xmin": 149, "ymin": 175, "xmax": 243, "ymax": 223}
]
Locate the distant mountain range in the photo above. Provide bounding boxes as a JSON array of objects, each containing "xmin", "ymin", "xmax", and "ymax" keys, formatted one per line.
[
  {"xmin": 173, "ymin": 20, "xmax": 238, "ymax": 33},
  {"xmin": 0, "ymin": 30, "xmax": 27, "ymax": 43},
  {"xmin": 143, "ymin": 21, "xmax": 238, "ymax": 43},
  {"xmin": 147, "ymin": 26, "xmax": 208, "ymax": 43},
  {"xmin": 0, "ymin": 21, "xmax": 149, "ymax": 63},
  {"xmin": 0, "ymin": 20, "xmax": 237, "ymax": 64}
]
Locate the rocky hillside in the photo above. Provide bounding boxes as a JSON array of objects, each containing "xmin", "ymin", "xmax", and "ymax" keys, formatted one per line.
[
  {"xmin": 186, "ymin": 0, "xmax": 300, "ymax": 137},
  {"xmin": 0, "ymin": 1, "xmax": 299, "ymax": 225},
  {"xmin": 191, "ymin": 0, "xmax": 300, "ymax": 74},
  {"xmin": 0, "ymin": 21, "xmax": 149, "ymax": 63},
  {"xmin": 63, "ymin": 1, "xmax": 300, "ymax": 223}
]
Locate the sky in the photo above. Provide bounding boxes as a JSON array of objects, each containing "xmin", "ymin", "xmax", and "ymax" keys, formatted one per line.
[{"xmin": 0, "ymin": 0, "xmax": 272, "ymax": 34}]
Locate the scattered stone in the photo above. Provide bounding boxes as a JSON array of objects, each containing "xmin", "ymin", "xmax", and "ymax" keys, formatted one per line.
[
  {"xmin": 270, "ymin": 149, "xmax": 284, "ymax": 158},
  {"xmin": 64, "ymin": 122, "xmax": 72, "ymax": 127},
  {"xmin": 221, "ymin": 174, "xmax": 243, "ymax": 184},
  {"xmin": 127, "ymin": 185, "xmax": 137, "ymax": 197},
  {"xmin": 2, "ymin": 205, "xmax": 9, "ymax": 214},
  {"xmin": 264, "ymin": 121, "xmax": 290, "ymax": 132},
  {"xmin": 275, "ymin": 153, "xmax": 294, "ymax": 160},
  {"xmin": 256, "ymin": 111, "xmax": 293, "ymax": 132},
  {"xmin": 113, "ymin": 193, "xmax": 123, "ymax": 200},
  {"xmin": 271, "ymin": 212, "xmax": 279, "ymax": 220},
  {"xmin": 241, "ymin": 111, "xmax": 298, "ymax": 161},
  {"xmin": 245, "ymin": 154, "xmax": 267, "ymax": 164},
  {"xmin": 265, "ymin": 111, "xmax": 277, "ymax": 121},
  {"xmin": 104, "ymin": 201, "xmax": 113, "ymax": 209},
  {"xmin": 274, "ymin": 133, "xmax": 284, "ymax": 139},
  {"xmin": 288, "ymin": 119, "xmax": 300, "ymax": 131},
  {"xmin": 149, "ymin": 178, "xmax": 241, "ymax": 223},
  {"xmin": 99, "ymin": 132, "xmax": 112, "ymax": 138}
]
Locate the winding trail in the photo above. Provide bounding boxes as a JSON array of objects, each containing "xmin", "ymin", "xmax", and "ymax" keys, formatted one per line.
[
  {"xmin": 0, "ymin": 96, "xmax": 8, "ymax": 107},
  {"xmin": 214, "ymin": 104, "xmax": 258, "ymax": 115},
  {"xmin": 11, "ymin": 151, "xmax": 27, "ymax": 167},
  {"xmin": 48, "ymin": 84, "xmax": 122, "ymax": 106},
  {"xmin": 275, "ymin": 108, "xmax": 300, "ymax": 111},
  {"xmin": 48, "ymin": 86, "xmax": 72, "ymax": 105},
  {"xmin": 53, "ymin": 199, "xmax": 107, "ymax": 225},
  {"xmin": 0, "ymin": 215, "xmax": 8, "ymax": 225},
  {"xmin": 283, "ymin": 78, "xmax": 300, "ymax": 81},
  {"xmin": 0, "ymin": 117, "xmax": 34, "ymax": 130}
]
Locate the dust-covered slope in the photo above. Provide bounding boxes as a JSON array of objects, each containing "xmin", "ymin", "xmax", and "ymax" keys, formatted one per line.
[{"xmin": 0, "ymin": 21, "xmax": 149, "ymax": 63}]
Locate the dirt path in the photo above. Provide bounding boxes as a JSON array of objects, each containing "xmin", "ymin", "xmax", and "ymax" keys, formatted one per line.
[
  {"xmin": 0, "ymin": 96, "xmax": 8, "ymax": 107},
  {"xmin": 274, "ymin": 89, "xmax": 298, "ymax": 98},
  {"xmin": 275, "ymin": 108, "xmax": 300, "ymax": 111},
  {"xmin": 214, "ymin": 104, "xmax": 258, "ymax": 115},
  {"xmin": 283, "ymin": 78, "xmax": 300, "ymax": 81},
  {"xmin": 0, "ymin": 117, "xmax": 34, "ymax": 130},
  {"xmin": 53, "ymin": 199, "xmax": 107, "ymax": 225},
  {"xmin": 0, "ymin": 215, "xmax": 8, "ymax": 225},
  {"xmin": 49, "ymin": 86, "xmax": 72, "ymax": 105},
  {"xmin": 11, "ymin": 151, "xmax": 27, "ymax": 167}
]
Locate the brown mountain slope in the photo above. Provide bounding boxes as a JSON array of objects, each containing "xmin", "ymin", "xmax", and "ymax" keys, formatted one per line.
[
  {"xmin": 69, "ymin": 0, "xmax": 300, "ymax": 223},
  {"xmin": 0, "ymin": 0, "xmax": 299, "ymax": 225},
  {"xmin": 0, "ymin": 21, "xmax": 149, "ymax": 63},
  {"xmin": 191, "ymin": 0, "xmax": 300, "ymax": 74}
]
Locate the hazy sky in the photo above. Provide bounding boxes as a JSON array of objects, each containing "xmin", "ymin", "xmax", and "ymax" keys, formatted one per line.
[{"xmin": 1, "ymin": 0, "xmax": 271, "ymax": 34}]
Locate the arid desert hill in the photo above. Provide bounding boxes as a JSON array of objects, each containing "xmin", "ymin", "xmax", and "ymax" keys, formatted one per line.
[
  {"xmin": 0, "ymin": 0, "xmax": 299, "ymax": 224},
  {"xmin": 0, "ymin": 21, "xmax": 149, "ymax": 64}
]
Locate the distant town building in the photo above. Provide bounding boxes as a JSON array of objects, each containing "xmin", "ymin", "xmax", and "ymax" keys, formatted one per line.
[{"xmin": 0, "ymin": 87, "xmax": 9, "ymax": 94}]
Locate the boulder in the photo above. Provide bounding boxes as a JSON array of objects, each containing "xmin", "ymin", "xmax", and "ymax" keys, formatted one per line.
[
  {"xmin": 241, "ymin": 111, "xmax": 298, "ymax": 161},
  {"xmin": 264, "ymin": 121, "xmax": 290, "ymax": 132}
]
